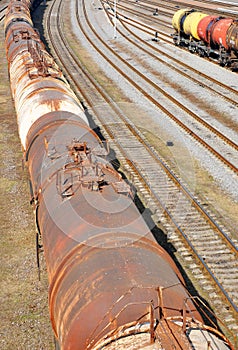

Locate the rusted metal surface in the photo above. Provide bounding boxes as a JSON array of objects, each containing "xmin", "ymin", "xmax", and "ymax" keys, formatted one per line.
[
  {"xmin": 210, "ymin": 18, "xmax": 233, "ymax": 49},
  {"xmin": 5, "ymin": 16, "xmax": 88, "ymax": 149},
  {"xmin": 4, "ymin": 1, "xmax": 234, "ymax": 349},
  {"xmin": 4, "ymin": 0, "xmax": 33, "ymax": 32},
  {"xmin": 227, "ymin": 21, "xmax": 238, "ymax": 52},
  {"xmin": 26, "ymin": 117, "xmax": 206, "ymax": 348},
  {"xmin": 27, "ymin": 127, "xmax": 203, "ymax": 348},
  {"xmin": 48, "ymin": 234, "xmax": 201, "ymax": 349}
]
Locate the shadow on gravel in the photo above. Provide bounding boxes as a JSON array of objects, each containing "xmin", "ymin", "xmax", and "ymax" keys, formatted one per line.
[{"xmin": 32, "ymin": 0, "xmax": 51, "ymax": 53}]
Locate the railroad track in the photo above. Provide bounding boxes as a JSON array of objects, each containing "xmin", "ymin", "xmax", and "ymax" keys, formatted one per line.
[
  {"xmin": 105, "ymin": 0, "xmax": 238, "ymax": 67},
  {"xmin": 44, "ymin": 0, "xmax": 238, "ymax": 345},
  {"xmin": 105, "ymin": 0, "xmax": 238, "ymax": 105},
  {"xmin": 105, "ymin": 0, "xmax": 173, "ymax": 31},
  {"xmin": 105, "ymin": 0, "xmax": 238, "ymax": 74},
  {"xmin": 103, "ymin": 0, "xmax": 173, "ymax": 36},
  {"xmin": 119, "ymin": 0, "xmax": 176, "ymax": 20},
  {"xmin": 124, "ymin": 0, "xmax": 238, "ymax": 18},
  {"xmin": 90, "ymin": 2, "xmax": 238, "ymax": 175},
  {"xmin": 85, "ymin": 0, "xmax": 238, "ymax": 316},
  {"xmin": 0, "ymin": 5, "xmax": 7, "ymax": 22}
]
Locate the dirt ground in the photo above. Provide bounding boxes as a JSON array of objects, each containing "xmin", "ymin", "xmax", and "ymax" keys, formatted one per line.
[{"xmin": 0, "ymin": 20, "xmax": 54, "ymax": 350}]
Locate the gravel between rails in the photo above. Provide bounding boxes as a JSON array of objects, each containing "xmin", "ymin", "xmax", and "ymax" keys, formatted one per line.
[{"xmin": 72, "ymin": 0, "xmax": 238, "ymax": 204}]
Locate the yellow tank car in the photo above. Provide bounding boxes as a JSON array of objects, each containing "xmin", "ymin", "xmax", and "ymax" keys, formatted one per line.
[
  {"xmin": 183, "ymin": 12, "xmax": 208, "ymax": 40},
  {"xmin": 172, "ymin": 8, "xmax": 192, "ymax": 33}
]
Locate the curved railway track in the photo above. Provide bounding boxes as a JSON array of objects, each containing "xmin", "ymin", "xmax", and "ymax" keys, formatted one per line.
[
  {"xmin": 78, "ymin": 2, "xmax": 238, "ymax": 175},
  {"xmin": 105, "ymin": 0, "xmax": 238, "ymax": 72},
  {"xmin": 103, "ymin": 1, "xmax": 173, "ymax": 38},
  {"xmin": 116, "ymin": 0, "xmax": 175, "ymax": 20},
  {"xmin": 105, "ymin": 1, "xmax": 238, "ymax": 102},
  {"xmin": 0, "ymin": 5, "xmax": 7, "ymax": 22},
  {"xmin": 105, "ymin": 0, "xmax": 173, "ymax": 31},
  {"xmin": 42, "ymin": 0, "xmax": 238, "ymax": 344},
  {"xmin": 104, "ymin": 2, "xmax": 238, "ymax": 106}
]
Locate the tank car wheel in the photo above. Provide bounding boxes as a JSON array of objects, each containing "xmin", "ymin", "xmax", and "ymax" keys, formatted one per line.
[
  {"xmin": 219, "ymin": 57, "xmax": 226, "ymax": 67},
  {"xmin": 198, "ymin": 48, "xmax": 205, "ymax": 57}
]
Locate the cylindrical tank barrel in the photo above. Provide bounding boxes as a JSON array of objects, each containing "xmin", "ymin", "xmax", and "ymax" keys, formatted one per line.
[
  {"xmin": 183, "ymin": 12, "xmax": 208, "ymax": 40},
  {"xmin": 226, "ymin": 21, "xmax": 238, "ymax": 52},
  {"xmin": 172, "ymin": 8, "xmax": 193, "ymax": 33},
  {"xmin": 4, "ymin": 0, "xmax": 33, "ymax": 32},
  {"xmin": 4, "ymin": 1, "xmax": 235, "ymax": 348},
  {"xmin": 48, "ymin": 233, "xmax": 201, "ymax": 349},
  {"xmin": 210, "ymin": 18, "xmax": 233, "ymax": 49},
  {"xmin": 197, "ymin": 15, "xmax": 219, "ymax": 43},
  {"xmin": 25, "ymin": 121, "xmax": 202, "ymax": 349}
]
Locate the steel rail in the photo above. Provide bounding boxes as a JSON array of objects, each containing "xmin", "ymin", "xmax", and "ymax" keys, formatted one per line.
[
  {"xmin": 105, "ymin": 2, "xmax": 238, "ymax": 107},
  {"xmin": 106, "ymin": 0, "xmax": 238, "ymax": 71},
  {"xmin": 126, "ymin": 0, "xmax": 238, "ymax": 18},
  {"xmin": 84, "ymin": 0, "xmax": 238, "ymax": 320},
  {"xmin": 105, "ymin": 0, "xmax": 173, "ymax": 29},
  {"xmin": 81, "ymin": 2, "xmax": 238, "ymax": 173},
  {"xmin": 0, "ymin": 5, "xmax": 7, "ymax": 22},
  {"xmin": 58, "ymin": 0, "xmax": 238, "ymax": 256},
  {"xmin": 103, "ymin": 0, "xmax": 173, "ymax": 38},
  {"xmin": 47, "ymin": 0, "xmax": 238, "ymax": 255}
]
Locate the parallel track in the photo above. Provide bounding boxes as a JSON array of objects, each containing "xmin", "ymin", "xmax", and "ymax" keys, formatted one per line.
[
  {"xmin": 105, "ymin": 0, "xmax": 173, "ymax": 30},
  {"xmin": 105, "ymin": 0, "xmax": 238, "ymax": 107},
  {"xmin": 0, "ymin": 5, "xmax": 7, "ymax": 22},
  {"xmin": 123, "ymin": 0, "xmax": 238, "ymax": 18},
  {"xmin": 105, "ymin": 0, "xmax": 238, "ymax": 72},
  {"xmin": 85, "ymin": 2, "xmax": 238, "ymax": 174}
]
